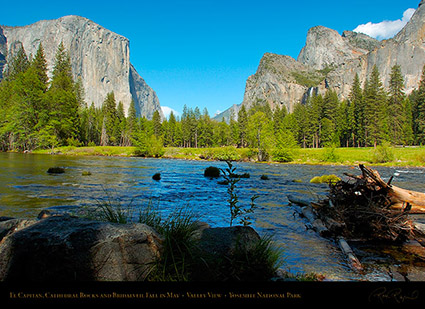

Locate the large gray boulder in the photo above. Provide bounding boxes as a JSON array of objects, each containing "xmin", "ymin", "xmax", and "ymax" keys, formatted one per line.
[
  {"xmin": 0, "ymin": 215, "xmax": 269, "ymax": 282},
  {"xmin": 0, "ymin": 215, "xmax": 162, "ymax": 281}
]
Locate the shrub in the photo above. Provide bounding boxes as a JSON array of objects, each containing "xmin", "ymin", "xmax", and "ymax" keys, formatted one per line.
[
  {"xmin": 321, "ymin": 146, "xmax": 339, "ymax": 162},
  {"xmin": 272, "ymin": 147, "xmax": 294, "ymax": 162},
  {"xmin": 214, "ymin": 146, "xmax": 240, "ymax": 161},
  {"xmin": 145, "ymin": 207, "xmax": 200, "ymax": 281},
  {"xmin": 371, "ymin": 143, "xmax": 394, "ymax": 163},
  {"xmin": 134, "ymin": 135, "xmax": 164, "ymax": 158},
  {"xmin": 220, "ymin": 161, "xmax": 258, "ymax": 226},
  {"xmin": 310, "ymin": 174, "xmax": 341, "ymax": 184}
]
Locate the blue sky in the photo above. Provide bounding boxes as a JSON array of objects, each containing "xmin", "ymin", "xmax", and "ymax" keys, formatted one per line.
[{"xmin": 2, "ymin": 0, "xmax": 421, "ymax": 117}]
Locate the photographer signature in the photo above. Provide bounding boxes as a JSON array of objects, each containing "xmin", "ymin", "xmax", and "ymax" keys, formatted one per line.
[{"xmin": 369, "ymin": 287, "xmax": 419, "ymax": 303}]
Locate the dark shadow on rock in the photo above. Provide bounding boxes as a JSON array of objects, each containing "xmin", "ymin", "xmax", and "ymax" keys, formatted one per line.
[{"xmin": 0, "ymin": 215, "xmax": 162, "ymax": 282}]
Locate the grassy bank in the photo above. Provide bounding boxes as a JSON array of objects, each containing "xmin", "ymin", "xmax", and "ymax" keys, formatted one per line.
[{"xmin": 33, "ymin": 145, "xmax": 425, "ymax": 167}]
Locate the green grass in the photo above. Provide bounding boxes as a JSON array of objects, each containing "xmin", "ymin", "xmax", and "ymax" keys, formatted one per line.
[
  {"xmin": 32, "ymin": 145, "xmax": 425, "ymax": 167},
  {"xmin": 33, "ymin": 146, "xmax": 138, "ymax": 157}
]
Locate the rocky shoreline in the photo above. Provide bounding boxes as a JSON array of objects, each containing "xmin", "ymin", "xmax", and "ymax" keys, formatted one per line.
[{"xmin": 0, "ymin": 212, "xmax": 276, "ymax": 282}]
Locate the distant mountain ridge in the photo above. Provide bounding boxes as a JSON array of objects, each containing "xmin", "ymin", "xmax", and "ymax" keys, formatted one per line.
[
  {"xmin": 215, "ymin": 0, "xmax": 425, "ymax": 122},
  {"xmin": 0, "ymin": 15, "xmax": 163, "ymax": 119}
]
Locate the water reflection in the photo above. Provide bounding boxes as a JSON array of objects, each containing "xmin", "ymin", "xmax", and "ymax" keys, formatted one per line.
[{"xmin": 1, "ymin": 152, "xmax": 424, "ymax": 281}]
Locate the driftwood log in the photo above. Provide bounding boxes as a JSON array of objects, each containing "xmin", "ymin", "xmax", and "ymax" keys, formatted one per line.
[
  {"xmin": 354, "ymin": 164, "xmax": 425, "ymax": 213},
  {"xmin": 288, "ymin": 164, "xmax": 425, "ymax": 272}
]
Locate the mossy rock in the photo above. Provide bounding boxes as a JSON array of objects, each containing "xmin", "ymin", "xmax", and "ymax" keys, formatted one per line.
[
  {"xmin": 310, "ymin": 174, "xmax": 341, "ymax": 184},
  {"xmin": 204, "ymin": 166, "xmax": 220, "ymax": 178},
  {"xmin": 82, "ymin": 171, "xmax": 92, "ymax": 176}
]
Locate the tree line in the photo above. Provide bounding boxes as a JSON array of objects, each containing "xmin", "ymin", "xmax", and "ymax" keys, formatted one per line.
[{"xmin": 1, "ymin": 42, "xmax": 425, "ymax": 160}]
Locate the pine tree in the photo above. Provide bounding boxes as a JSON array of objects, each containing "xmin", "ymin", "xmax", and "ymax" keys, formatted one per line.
[
  {"xmin": 364, "ymin": 66, "xmax": 389, "ymax": 147},
  {"xmin": 272, "ymin": 105, "xmax": 287, "ymax": 135},
  {"xmin": 181, "ymin": 105, "xmax": 191, "ymax": 147},
  {"xmin": 48, "ymin": 42, "xmax": 80, "ymax": 144},
  {"xmin": 127, "ymin": 99, "xmax": 137, "ymax": 132},
  {"xmin": 198, "ymin": 108, "xmax": 213, "ymax": 147},
  {"xmin": 350, "ymin": 74, "xmax": 364, "ymax": 147},
  {"xmin": 323, "ymin": 89, "xmax": 339, "ymax": 123},
  {"xmin": 237, "ymin": 105, "xmax": 248, "ymax": 147},
  {"xmin": 51, "ymin": 42, "xmax": 73, "ymax": 91},
  {"xmin": 102, "ymin": 92, "xmax": 117, "ymax": 145},
  {"xmin": 5, "ymin": 45, "xmax": 30, "ymax": 80},
  {"xmin": 116, "ymin": 101, "xmax": 127, "ymax": 145},
  {"xmin": 32, "ymin": 43, "xmax": 49, "ymax": 91},
  {"xmin": 308, "ymin": 94, "xmax": 323, "ymax": 148},
  {"xmin": 229, "ymin": 112, "xmax": 239, "ymax": 146},
  {"xmin": 152, "ymin": 110, "xmax": 163, "ymax": 138},
  {"xmin": 413, "ymin": 65, "xmax": 425, "ymax": 144},
  {"xmin": 164, "ymin": 111, "xmax": 177, "ymax": 146},
  {"xmin": 293, "ymin": 103, "xmax": 309, "ymax": 148},
  {"xmin": 247, "ymin": 111, "xmax": 274, "ymax": 161},
  {"xmin": 387, "ymin": 65, "xmax": 405, "ymax": 145}
]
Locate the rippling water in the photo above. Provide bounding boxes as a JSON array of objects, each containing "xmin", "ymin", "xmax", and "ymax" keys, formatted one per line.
[{"xmin": 1, "ymin": 152, "xmax": 424, "ymax": 281}]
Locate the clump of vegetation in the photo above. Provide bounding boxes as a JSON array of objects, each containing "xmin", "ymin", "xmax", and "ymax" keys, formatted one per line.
[
  {"xmin": 144, "ymin": 206, "xmax": 201, "ymax": 281},
  {"xmin": 273, "ymin": 147, "xmax": 294, "ymax": 162},
  {"xmin": 134, "ymin": 135, "xmax": 164, "ymax": 158},
  {"xmin": 310, "ymin": 174, "xmax": 341, "ymax": 184},
  {"xmin": 370, "ymin": 142, "xmax": 395, "ymax": 163},
  {"xmin": 197, "ymin": 233, "xmax": 284, "ymax": 282},
  {"xmin": 321, "ymin": 145, "xmax": 339, "ymax": 162},
  {"xmin": 82, "ymin": 189, "xmax": 134, "ymax": 224},
  {"xmin": 214, "ymin": 146, "xmax": 240, "ymax": 161},
  {"xmin": 291, "ymin": 71, "xmax": 325, "ymax": 88}
]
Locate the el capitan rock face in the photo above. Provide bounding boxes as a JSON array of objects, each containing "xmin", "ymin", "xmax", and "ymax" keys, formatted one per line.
[
  {"xmin": 0, "ymin": 15, "xmax": 162, "ymax": 119},
  {"xmin": 216, "ymin": 0, "xmax": 425, "ymax": 121}
]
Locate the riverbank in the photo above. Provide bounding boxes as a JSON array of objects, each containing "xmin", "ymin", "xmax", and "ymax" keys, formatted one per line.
[{"xmin": 32, "ymin": 145, "xmax": 425, "ymax": 167}]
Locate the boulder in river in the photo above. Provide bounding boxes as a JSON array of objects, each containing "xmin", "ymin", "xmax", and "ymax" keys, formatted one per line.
[{"xmin": 47, "ymin": 167, "xmax": 65, "ymax": 174}]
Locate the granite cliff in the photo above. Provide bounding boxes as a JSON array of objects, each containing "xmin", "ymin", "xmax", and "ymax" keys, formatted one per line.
[
  {"xmin": 216, "ymin": 0, "xmax": 425, "ymax": 122},
  {"xmin": 0, "ymin": 15, "xmax": 162, "ymax": 119}
]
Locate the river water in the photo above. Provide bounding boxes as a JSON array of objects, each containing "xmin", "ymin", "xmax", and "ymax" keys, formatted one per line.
[{"xmin": 1, "ymin": 152, "xmax": 425, "ymax": 281}]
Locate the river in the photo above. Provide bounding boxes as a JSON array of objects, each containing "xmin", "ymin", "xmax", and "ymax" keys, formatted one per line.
[{"xmin": 1, "ymin": 152, "xmax": 425, "ymax": 281}]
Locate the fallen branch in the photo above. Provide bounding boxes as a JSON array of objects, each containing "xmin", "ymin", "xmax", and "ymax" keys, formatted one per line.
[
  {"xmin": 337, "ymin": 236, "xmax": 363, "ymax": 272},
  {"xmin": 358, "ymin": 164, "xmax": 425, "ymax": 212}
]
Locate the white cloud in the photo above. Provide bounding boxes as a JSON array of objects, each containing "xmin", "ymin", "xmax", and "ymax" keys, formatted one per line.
[
  {"xmin": 161, "ymin": 106, "xmax": 180, "ymax": 119},
  {"xmin": 353, "ymin": 8, "xmax": 416, "ymax": 40}
]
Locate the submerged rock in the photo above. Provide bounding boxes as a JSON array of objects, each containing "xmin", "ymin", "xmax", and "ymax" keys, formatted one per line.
[
  {"xmin": 47, "ymin": 167, "xmax": 65, "ymax": 174},
  {"xmin": 152, "ymin": 173, "xmax": 161, "ymax": 181},
  {"xmin": 204, "ymin": 166, "xmax": 220, "ymax": 178}
]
